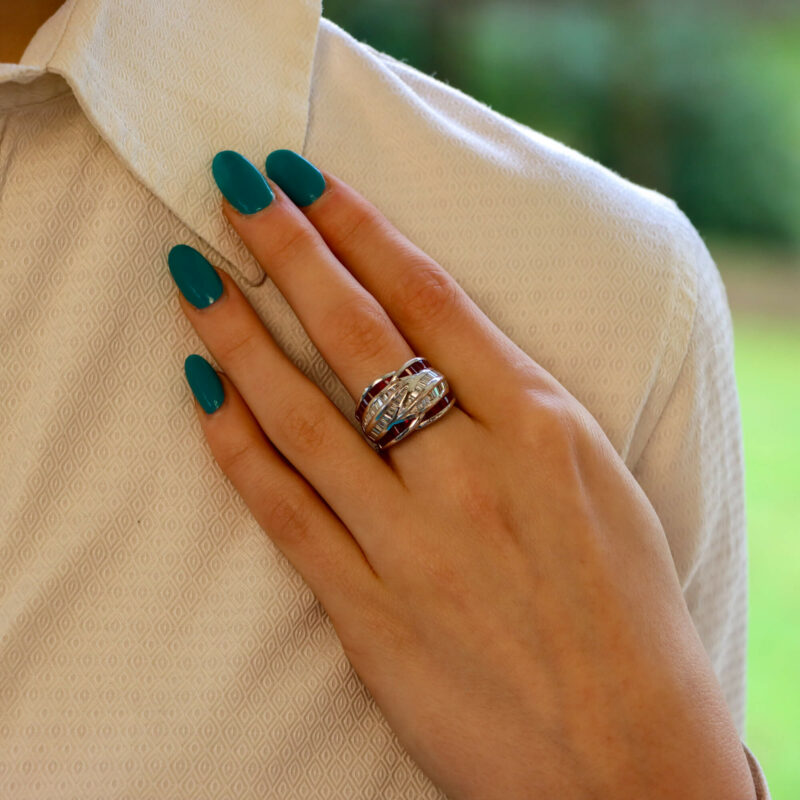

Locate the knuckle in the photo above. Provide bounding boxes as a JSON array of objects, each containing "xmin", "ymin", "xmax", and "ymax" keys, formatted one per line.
[
  {"xmin": 520, "ymin": 391, "xmax": 584, "ymax": 464},
  {"xmin": 280, "ymin": 397, "xmax": 330, "ymax": 458},
  {"xmin": 213, "ymin": 435, "xmax": 256, "ymax": 476},
  {"xmin": 409, "ymin": 542, "xmax": 471, "ymax": 617},
  {"xmin": 332, "ymin": 203, "xmax": 375, "ymax": 251},
  {"xmin": 451, "ymin": 468, "xmax": 507, "ymax": 529},
  {"xmin": 268, "ymin": 222, "xmax": 319, "ymax": 265},
  {"xmin": 418, "ymin": 549, "xmax": 464, "ymax": 592},
  {"xmin": 264, "ymin": 490, "xmax": 312, "ymax": 545},
  {"xmin": 395, "ymin": 260, "xmax": 462, "ymax": 329},
  {"xmin": 324, "ymin": 296, "xmax": 395, "ymax": 364},
  {"xmin": 217, "ymin": 328, "xmax": 258, "ymax": 368}
]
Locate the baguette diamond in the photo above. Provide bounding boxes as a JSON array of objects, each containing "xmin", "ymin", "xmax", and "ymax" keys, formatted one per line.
[{"xmin": 356, "ymin": 357, "xmax": 456, "ymax": 450}]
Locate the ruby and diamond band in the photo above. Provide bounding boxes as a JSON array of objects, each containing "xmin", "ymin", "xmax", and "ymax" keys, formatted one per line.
[{"xmin": 355, "ymin": 356, "xmax": 457, "ymax": 451}]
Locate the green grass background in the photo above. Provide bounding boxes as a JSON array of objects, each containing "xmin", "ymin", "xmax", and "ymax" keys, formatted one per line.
[{"xmin": 734, "ymin": 312, "xmax": 800, "ymax": 799}]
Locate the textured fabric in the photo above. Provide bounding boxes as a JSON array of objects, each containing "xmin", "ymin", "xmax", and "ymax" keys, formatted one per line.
[
  {"xmin": 743, "ymin": 741, "xmax": 773, "ymax": 800},
  {"xmin": 0, "ymin": 0, "xmax": 768, "ymax": 797}
]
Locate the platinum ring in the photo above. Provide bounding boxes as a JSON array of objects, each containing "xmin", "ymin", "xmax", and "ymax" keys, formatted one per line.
[{"xmin": 355, "ymin": 357, "xmax": 457, "ymax": 451}]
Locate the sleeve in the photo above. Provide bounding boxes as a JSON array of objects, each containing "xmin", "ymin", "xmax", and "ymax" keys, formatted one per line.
[
  {"xmin": 627, "ymin": 210, "xmax": 769, "ymax": 792},
  {"xmin": 743, "ymin": 741, "xmax": 772, "ymax": 800}
]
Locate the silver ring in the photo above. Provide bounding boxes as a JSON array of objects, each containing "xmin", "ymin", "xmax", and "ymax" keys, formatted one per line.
[{"xmin": 354, "ymin": 357, "xmax": 456, "ymax": 451}]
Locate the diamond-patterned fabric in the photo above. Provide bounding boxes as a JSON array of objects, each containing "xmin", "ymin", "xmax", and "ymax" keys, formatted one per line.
[{"xmin": 0, "ymin": 1, "xmax": 770, "ymax": 798}]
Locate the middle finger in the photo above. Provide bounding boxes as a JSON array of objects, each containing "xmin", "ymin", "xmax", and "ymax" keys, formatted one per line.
[{"xmin": 211, "ymin": 150, "xmax": 467, "ymax": 453}]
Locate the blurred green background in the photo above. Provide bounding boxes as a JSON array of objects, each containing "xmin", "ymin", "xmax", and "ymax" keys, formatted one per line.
[{"xmin": 322, "ymin": 0, "xmax": 799, "ymax": 795}]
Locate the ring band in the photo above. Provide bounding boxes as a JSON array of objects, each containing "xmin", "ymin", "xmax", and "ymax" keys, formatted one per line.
[{"xmin": 355, "ymin": 357, "xmax": 456, "ymax": 451}]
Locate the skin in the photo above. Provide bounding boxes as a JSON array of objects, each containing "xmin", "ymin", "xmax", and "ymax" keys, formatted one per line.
[
  {"xmin": 173, "ymin": 159, "xmax": 758, "ymax": 800},
  {"xmin": 0, "ymin": 0, "xmax": 67, "ymax": 63}
]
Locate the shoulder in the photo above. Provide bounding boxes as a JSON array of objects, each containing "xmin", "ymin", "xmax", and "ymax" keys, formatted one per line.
[
  {"xmin": 313, "ymin": 19, "xmax": 721, "ymax": 457},
  {"xmin": 316, "ymin": 16, "xmax": 706, "ymax": 307}
]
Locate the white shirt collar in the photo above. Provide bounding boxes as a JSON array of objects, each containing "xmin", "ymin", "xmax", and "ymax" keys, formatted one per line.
[{"xmin": 1, "ymin": 0, "xmax": 323, "ymax": 285}]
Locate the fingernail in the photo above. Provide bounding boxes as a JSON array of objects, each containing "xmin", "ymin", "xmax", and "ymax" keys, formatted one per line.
[
  {"xmin": 211, "ymin": 149, "xmax": 274, "ymax": 214},
  {"xmin": 265, "ymin": 149, "xmax": 326, "ymax": 207},
  {"xmin": 184, "ymin": 354, "xmax": 225, "ymax": 415},
  {"xmin": 167, "ymin": 244, "xmax": 223, "ymax": 309}
]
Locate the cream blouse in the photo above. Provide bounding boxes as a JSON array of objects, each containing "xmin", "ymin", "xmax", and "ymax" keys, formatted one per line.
[{"xmin": 0, "ymin": 0, "xmax": 769, "ymax": 796}]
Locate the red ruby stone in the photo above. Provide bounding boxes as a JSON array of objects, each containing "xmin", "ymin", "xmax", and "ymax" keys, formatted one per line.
[
  {"xmin": 397, "ymin": 358, "xmax": 429, "ymax": 378},
  {"xmin": 356, "ymin": 377, "xmax": 392, "ymax": 422}
]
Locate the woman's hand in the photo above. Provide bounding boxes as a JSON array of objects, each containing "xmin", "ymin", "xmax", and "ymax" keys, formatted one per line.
[{"xmin": 168, "ymin": 149, "xmax": 755, "ymax": 800}]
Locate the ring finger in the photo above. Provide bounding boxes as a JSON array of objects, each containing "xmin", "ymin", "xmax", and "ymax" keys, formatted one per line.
[
  {"xmin": 210, "ymin": 150, "xmax": 470, "ymax": 468},
  {"xmin": 168, "ymin": 247, "xmax": 401, "ymax": 554}
]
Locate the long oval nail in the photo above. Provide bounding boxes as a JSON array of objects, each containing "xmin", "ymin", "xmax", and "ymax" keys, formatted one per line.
[
  {"xmin": 184, "ymin": 354, "xmax": 225, "ymax": 414},
  {"xmin": 265, "ymin": 149, "xmax": 326, "ymax": 207},
  {"xmin": 211, "ymin": 150, "xmax": 274, "ymax": 215},
  {"xmin": 167, "ymin": 244, "xmax": 223, "ymax": 309}
]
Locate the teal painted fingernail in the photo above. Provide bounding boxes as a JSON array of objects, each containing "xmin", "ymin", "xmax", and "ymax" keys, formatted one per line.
[
  {"xmin": 167, "ymin": 244, "xmax": 223, "ymax": 309},
  {"xmin": 211, "ymin": 149, "xmax": 274, "ymax": 214},
  {"xmin": 265, "ymin": 149, "xmax": 326, "ymax": 207},
  {"xmin": 184, "ymin": 354, "xmax": 225, "ymax": 415}
]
